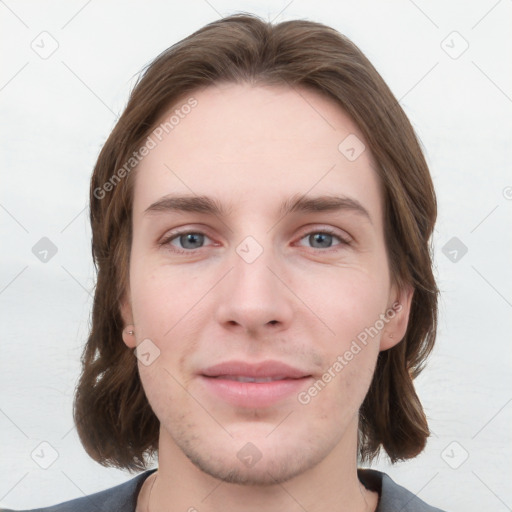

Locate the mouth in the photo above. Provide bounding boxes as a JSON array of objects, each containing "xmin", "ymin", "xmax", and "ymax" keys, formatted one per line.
[
  {"xmin": 201, "ymin": 360, "xmax": 310, "ymax": 379},
  {"xmin": 199, "ymin": 360, "xmax": 312, "ymax": 408},
  {"xmin": 212, "ymin": 375, "xmax": 293, "ymax": 383}
]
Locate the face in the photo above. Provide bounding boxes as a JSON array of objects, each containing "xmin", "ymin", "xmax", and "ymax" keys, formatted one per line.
[{"xmin": 121, "ymin": 82, "xmax": 412, "ymax": 485}]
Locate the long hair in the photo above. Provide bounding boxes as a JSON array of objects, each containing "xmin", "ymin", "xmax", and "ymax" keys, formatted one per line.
[{"xmin": 74, "ymin": 13, "xmax": 438, "ymax": 471}]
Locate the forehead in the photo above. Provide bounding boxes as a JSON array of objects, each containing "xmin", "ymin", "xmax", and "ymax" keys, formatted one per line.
[{"xmin": 131, "ymin": 83, "xmax": 382, "ymax": 224}]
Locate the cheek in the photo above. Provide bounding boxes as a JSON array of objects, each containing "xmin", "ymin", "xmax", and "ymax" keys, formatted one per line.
[
  {"xmin": 299, "ymin": 266, "xmax": 390, "ymax": 344},
  {"xmin": 130, "ymin": 259, "xmax": 205, "ymax": 337},
  {"xmin": 131, "ymin": 275, "xmax": 201, "ymax": 424},
  {"xmin": 129, "ymin": 262, "xmax": 210, "ymax": 386},
  {"xmin": 299, "ymin": 346, "xmax": 377, "ymax": 447},
  {"xmin": 291, "ymin": 271, "xmax": 386, "ymax": 413}
]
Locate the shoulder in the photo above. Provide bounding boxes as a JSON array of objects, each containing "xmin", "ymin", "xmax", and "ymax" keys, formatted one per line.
[
  {"xmin": 358, "ymin": 468, "xmax": 449, "ymax": 512},
  {"xmin": 0, "ymin": 470, "xmax": 156, "ymax": 512}
]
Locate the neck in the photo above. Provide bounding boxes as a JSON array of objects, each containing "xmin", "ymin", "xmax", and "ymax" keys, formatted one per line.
[{"xmin": 141, "ymin": 418, "xmax": 378, "ymax": 512}]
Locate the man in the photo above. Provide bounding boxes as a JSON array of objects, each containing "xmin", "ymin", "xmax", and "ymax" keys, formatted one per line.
[{"xmin": 5, "ymin": 13, "xmax": 446, "ymax": 512}]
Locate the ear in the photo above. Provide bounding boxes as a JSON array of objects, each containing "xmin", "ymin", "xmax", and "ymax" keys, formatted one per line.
[
  {"xmin": 379, "ymin": 283, "xmax": 414, "ymax": 352},
  {"xmin": 119, "ymin": 288, "xmax": 136, "ymax": 349}
]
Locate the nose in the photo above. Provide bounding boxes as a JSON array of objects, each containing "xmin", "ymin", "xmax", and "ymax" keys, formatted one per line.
[{"xmin": 214, "ymin": 244, "xmax": 294, "ymax": 337}]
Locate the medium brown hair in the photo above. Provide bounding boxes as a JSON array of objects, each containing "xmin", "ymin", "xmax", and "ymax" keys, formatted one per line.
[{"xmin": 74, "ymin": 13, "xmax": 438, "ymax": 472}]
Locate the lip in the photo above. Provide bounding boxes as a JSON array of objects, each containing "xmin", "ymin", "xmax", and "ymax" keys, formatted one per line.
[
  {"xmin": 201, "ymin": 360, "xmax": 310, "ymax": 379},
  {"xmin": 199, "ymin": 360, "xmax": 312, "ymax": 408}
]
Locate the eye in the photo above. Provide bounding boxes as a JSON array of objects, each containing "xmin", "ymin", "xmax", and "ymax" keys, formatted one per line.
[
  {"xmin": 161, "ymin": 231, "xmax": 212, "ymax": 252},
  {"xmin": 297, "ymin": 229, "xmax": 349, "ymax": 250}
]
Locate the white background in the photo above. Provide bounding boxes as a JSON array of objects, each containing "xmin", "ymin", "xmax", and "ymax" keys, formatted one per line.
[{"xmin": 1, "ymin": 1, "xmax": 511, "ymax": 511}]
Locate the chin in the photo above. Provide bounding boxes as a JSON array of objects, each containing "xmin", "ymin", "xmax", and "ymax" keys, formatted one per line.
[
  {"xmin": 185, "ymin": 442, "xmax": 317, "ymax": 486},
  {"xmin": 169, "ymin": 421, "xmax": 330, "ymax": 486}
]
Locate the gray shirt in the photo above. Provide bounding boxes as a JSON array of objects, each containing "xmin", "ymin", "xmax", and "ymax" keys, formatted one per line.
[{"xmin": 1, "ymin": 468, "xmax": 448, "ymax": 511}]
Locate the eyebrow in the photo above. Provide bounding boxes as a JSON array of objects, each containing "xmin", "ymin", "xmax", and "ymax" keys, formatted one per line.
[
  {"xmin": 279, "ymin": 193, "xmax": 372, "ymax": 223},
  {"xmin": 144, "ymin": 193, "xmax": 372, "ymax": 224},
  {"xmin": 144, "ymin": 195, "xmax": 228, "ymax": 216}
]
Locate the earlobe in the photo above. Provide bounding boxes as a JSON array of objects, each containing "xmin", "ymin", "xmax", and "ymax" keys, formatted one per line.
[
  {"xmin": 119, "ymin": 291, "xmax": 136, "ymax": 348},
  {"xmin": 379, "ymin": 284, "xmax": 414, "ymax": 351},
  {"xmin": 122, "ymin": 324, "xmax": 137, "ymax": 348}
]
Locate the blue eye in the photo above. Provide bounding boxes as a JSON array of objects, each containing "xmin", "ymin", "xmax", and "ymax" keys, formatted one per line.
[
  {"xmin": 171, "ymin": 232, "xmax": 207, "ymax": 250},
  {"xmin": 160, "ymin": 228, "xmax": 349, "ymax": 255},
  {"xmin": 298, "ymin": 230, "xmax": 348, "ymax": 250},
  {"xmin": 306, "ymin": 232, "xmax": 335, "ymax": 248}
]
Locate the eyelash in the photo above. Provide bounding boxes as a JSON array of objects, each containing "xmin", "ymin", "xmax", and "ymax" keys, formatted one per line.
[{"xmin": 159, "ymin": 227, "xmax": 351, "ymax": 255}]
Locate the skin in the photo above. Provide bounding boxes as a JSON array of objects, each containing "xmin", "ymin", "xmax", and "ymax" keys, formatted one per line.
[{"xmin": 120, "ymin": 82, "xmax": 413, "ymax": 512}]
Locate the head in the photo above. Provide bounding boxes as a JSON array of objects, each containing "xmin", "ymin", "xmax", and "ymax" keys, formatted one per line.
[{"xmin": 74, "ymin": 13, "xmax": 438, "ymax": 478}]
